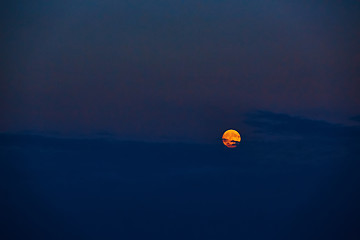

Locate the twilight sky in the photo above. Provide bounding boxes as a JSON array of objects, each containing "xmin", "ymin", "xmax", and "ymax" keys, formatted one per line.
[
  {"xmin": 2, "ymin": 2, "xmax": 360, "ymax": 239},
  {"xmin": 1, "ymin": 0, "xmax": 360, "ymax": 142}
]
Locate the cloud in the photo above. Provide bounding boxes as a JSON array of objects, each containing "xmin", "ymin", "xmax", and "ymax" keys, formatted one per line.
[
  {"xmin": 245, "ymin": 110, "xmax": 360, "ymax": 140},
  {"xmin": 350, "ymin": 115, "xmax": 360, "ymax": 123},
  {"xmin": 1, "ymin": 121, "xmax": 360, "ymax": 239}
]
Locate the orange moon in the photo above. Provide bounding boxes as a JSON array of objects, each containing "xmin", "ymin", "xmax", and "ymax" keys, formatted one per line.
[{"xmin": 222, "ymin": 129, "xmax": 241, "ymax": 148}]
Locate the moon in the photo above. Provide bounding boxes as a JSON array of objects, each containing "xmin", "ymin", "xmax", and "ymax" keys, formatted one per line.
[{"xmin": 222, "ymin": 129, "xmax": 241, "ymax": 148}]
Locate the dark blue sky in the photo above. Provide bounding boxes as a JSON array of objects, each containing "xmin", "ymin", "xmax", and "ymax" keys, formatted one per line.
[
  {"xmin": 1, "ymin": 0, "xmax": 360, "ymax": 141},
  {"xmin": 1, "ymin": 116, "xmax": 360, "ymax": 239},
  {"xmin": 1, "ymin": 2, "xmax": 360, "ymax": 239}
]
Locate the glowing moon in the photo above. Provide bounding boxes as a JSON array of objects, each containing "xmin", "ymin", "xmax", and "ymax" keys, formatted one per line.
[{"xmin": 222, "ymin": 129, "xmax": 241, "ymax": 148}]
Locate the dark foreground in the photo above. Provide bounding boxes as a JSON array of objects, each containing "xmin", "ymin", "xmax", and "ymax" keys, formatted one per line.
[{"xmin": 1, "ymin": 133, "xmax": 359, "ymax": 239}]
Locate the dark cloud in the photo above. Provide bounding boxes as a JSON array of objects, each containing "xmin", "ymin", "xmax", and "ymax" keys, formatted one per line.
[
  {"xmin": 350, "ymin": 115, "xmax": 360, "ymax": 123},
  {"xmin": 1, "ymin": 131, "xmax": 359, "ymax": 239},
  {"xmin": 245, "ymin": 110, "xmax": 360, "ymax": 140}
]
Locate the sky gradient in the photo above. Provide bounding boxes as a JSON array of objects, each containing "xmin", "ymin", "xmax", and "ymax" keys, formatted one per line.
[
  {"xmin": 1, "ymin": 2, "xmax": 360, "ymax": 239},
  {"xmin": 1, "ymin": 0, "xmax": 360, "ymax": 142}
]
